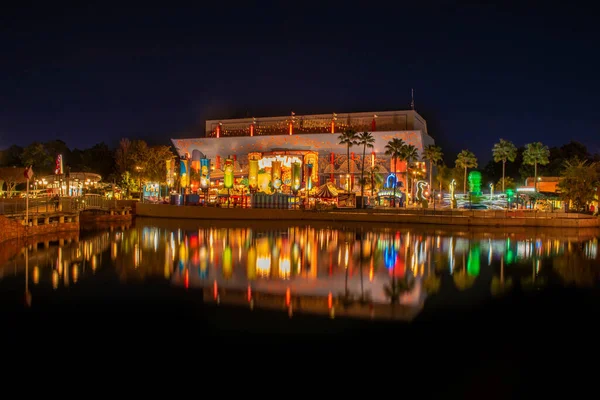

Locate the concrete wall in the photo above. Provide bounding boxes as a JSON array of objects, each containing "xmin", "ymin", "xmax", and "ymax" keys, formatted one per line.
[{"xmin": 136, "ymin": 203, "xmax": 600, "ymax": 229}]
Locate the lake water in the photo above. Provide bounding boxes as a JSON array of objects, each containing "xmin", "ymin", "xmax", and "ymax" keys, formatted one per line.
[{"xmin": 1, "ymin": 217, "xmax": 599, "ymax": 316}]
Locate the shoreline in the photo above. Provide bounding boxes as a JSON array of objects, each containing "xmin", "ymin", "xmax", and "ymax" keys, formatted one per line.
[{"xmin": 136, "ymin": 203, "xmax": 600, "ymax": 229}]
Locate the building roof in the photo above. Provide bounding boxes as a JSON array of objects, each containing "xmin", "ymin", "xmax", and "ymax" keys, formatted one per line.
[{"xmin": 205, "ymin": 109, "xmax": 429, "ymax": 138}]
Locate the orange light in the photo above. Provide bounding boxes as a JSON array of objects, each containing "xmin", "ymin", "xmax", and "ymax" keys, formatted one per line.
[
  {"xmin": 331, "ymin": 120, "xmax": 335, "ymax": 134},
  {"xmin": 289, "ymin": 122, "xmax": 293, "ymax": 135},
  {"xmin": 184, "ymin": 269, "xmax": 189, "ymax": 289},
  {"xmin": 213, "ymin": 280, "xmax": 218, "ymax": 299},
  {"xmin": 285, "ymin": 287, "xmax": 291, "ymax": 306},
  {"xmin": 216, "ymin": 125, "xmax": 220, "ymax": 138},
  {"xmin": 369, "ymin": 257, "xmax": 374, "ymax": 282},
  {"xmin": 250, "ymin": 124, "xmax": 254, "ymax": 137},
  {"xmin": 247, "ymin": 285, "xmax": 252, "ymax": 302},
  {"xmin": 328, "ymin": 292, "xmax": 333, "ymax": 309}
]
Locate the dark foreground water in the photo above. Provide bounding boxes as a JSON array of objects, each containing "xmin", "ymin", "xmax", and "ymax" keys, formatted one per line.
[
  {"xmin": 2, "ymin": 218, "xmax": 599, "ymax": 393},
  {"xmin": 2, "ymin": 217, "xmax": 599, "ymax": 311}
]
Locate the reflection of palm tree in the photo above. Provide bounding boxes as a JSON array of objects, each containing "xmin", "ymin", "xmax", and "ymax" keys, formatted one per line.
[
  {"xmin": 423, "ymin": 249, "xmax": 441, "ymax": 294},
  {"xmin": 357, "ymin": 232, "xmax": 372, "ymax": 305},
  {"xmin": 491, "ymin": 255, "xmax": 513, "ymax": 295},
  {"xmin": 339, "ymin": 240, "xmax": 354, "ymax": 308},
  {"xmin": 453, "ymin": 254, "xmax": 475, "ymax": 290},
  {"xmin": 359, "ymin": 234, "xmax": 364, "ymax": 301},
  {"xmin": 384, "ymin": 276, "xmax": 413, "ymax": 304},
  {"xmin": 384, "ymin": 238, "xmax": 414, "ymax": 305}
]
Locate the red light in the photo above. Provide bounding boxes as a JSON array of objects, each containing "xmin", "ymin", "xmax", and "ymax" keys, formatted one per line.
[
  {"xmin": 247, "ymin": 285, "xmax": 252, "ymax": 302},
  {"xmin": 328, "ymin": 292, "xmax": 333, "ymax": 309},
  {"xmin": 285, "ymin": 287, "xmax": 291, "ymax": 306},
  {"xmin": 184, "ymin": 269, "xmax": 189, "ymax": 289},
  {"xmin": 213, "ymin": 280, "xmax": 218, "ymax": 300}
]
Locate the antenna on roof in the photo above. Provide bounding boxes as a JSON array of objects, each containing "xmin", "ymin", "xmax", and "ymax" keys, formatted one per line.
[{"xmin": 410, "ymin": 88, "xmax": 415, "ymax": 110}]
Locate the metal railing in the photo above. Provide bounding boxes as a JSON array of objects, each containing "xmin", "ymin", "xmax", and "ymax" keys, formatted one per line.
[
  {"xmin": 61, "ymin": 194, "xmax": 115, "ymax": 212},
  {"xmin": 0, "ymin": 194, "xmax": 115, "ymax": 215}
]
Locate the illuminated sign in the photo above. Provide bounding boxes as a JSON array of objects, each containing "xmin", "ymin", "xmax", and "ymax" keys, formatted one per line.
[{"xmin": 258, "ymin": 155, "xmax": 303, "ymax": 169}]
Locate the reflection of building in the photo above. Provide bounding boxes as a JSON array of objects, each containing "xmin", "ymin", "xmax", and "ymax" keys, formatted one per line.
[{"xmin": 171, "ymin": 110, "xmax": 434, "ymax": 194}]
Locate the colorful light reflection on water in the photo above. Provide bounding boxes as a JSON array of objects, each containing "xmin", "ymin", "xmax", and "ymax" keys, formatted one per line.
[{"xmin": 1, "ymin": 219, "xmax": 599, "ymax": 309}]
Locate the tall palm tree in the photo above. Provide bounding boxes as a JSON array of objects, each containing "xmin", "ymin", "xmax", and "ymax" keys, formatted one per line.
[
  {"xmin": 401, "ymin": 144, "xmax": 419, "ymax": 207},
  {"xmin": 338, "ymin": 129, "xmax": 358, "ymax": 192},
  {"xmin": 385, "ymin": 138, "xmax": 405, "ymax": 207},
  {"xmin": 357, "ymin": 132, "xmax": 375, "ymax": 208},
  {"xmin": 523, "ymin": 142, "xmax": 550, "ymax": 192},
  {"xmin": 455, "ymin": 150, "xmax": 478, "ymax": 194},
  {"xmin": 423, "ymin": 145, "xmax": 443, "ymax": 197},
  {"xmin": 492, "ymin": 139, "xmax": 517, "ymax": 193}
]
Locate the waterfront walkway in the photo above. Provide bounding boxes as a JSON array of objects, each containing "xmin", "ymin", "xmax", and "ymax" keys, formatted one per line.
[{"xmin": 136, "ymin": 203, "xmax": 600, "ymax": 229}]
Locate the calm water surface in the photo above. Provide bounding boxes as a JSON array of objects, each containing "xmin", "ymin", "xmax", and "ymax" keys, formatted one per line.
[{"xmin": 1, "ymin": 217, "xmax": 599, "ymax": 314}]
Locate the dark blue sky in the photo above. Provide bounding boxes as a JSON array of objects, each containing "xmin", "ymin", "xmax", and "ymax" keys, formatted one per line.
[{"xmin": 1, "ymin": 2, "xmax": 598, "ymax": 163}]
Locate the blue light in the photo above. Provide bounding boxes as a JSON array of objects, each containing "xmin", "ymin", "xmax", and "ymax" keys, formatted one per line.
[
  {"xmin": 385, "ymin": 173, "xmax": 397, "ymax": 189},
  {"xmin": 384, "ymin": 245, "xmax": 397, "ymax": 269}
]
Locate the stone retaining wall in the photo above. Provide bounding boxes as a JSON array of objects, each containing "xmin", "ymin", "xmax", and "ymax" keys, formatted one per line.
[
  {"xmin": 0, "ymin": 215, "xmax": 26, "ymax": 243},
  {"xmin": 136, "ymin": 203, "xmax": 600, "ymax": 229},
  {"xmin": 0, "ymin": 215, "xmax": 80, "ymax": 244}
]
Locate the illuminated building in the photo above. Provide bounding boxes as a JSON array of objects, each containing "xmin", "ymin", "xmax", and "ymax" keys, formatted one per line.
[
  {"xmin": 171, "ymin": 110, "xmax": 434, "ymax": 194},
  {"xmin": 37, "ymin": 172, "xmax": 102, "ymax": 197}
]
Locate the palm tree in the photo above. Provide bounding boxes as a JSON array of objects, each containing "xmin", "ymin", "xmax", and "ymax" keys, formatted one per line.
[
  {"xmin": 384, "ymin": 138, "xmax": 405, "ymax": 207},
  {"xmin": 523, "ymin": 142, "xmax": 550, "ymax": 192},
  {"xmin": 401, "ymin": 144, "xmax": 419, "ymax": 207},
  {"xmin": 338, "ymin": 129, "xmax": 358, "ymax": 192},
  {"xmin": 492, "ymin": 139, "xmax": 517, "ymax": 193},
  {"xmin": 435, "ymin": 164, "xmax": 452, "ymax": 194},
  {"xmin": 423, "ymin": 145, "xmax": 443, "ymax": 198},
  {"xmin": 357, "ymin": 132, "xmax": 375, "ymax": 208},
  {"xmin": 368, "ymin": 164, "xmax": 382, "ymax": 197},
  {"xmin": 455, "ymin": 150, "xmax": 478, "ymax": 194}
]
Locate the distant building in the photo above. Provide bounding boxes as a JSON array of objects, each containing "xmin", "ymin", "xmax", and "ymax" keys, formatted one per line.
[
  {"xmin": 38, "ymin": 172, "xmax": 102, "ymax": 196},
  {"xmin": 519, "ymin": 176, "xmax": 561, "ymax": 194},
  {"xmin": 171, "ymin": 109, "xmax": 434, "ymax": 193}
]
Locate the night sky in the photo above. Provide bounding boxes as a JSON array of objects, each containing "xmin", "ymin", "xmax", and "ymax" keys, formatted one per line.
[{"xmin": 1, "ymin": 3, "xmax": 598, "ymax": 163}]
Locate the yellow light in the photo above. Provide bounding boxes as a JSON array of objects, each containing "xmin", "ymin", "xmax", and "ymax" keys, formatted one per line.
[
  {"xmin": 33, "ymin": 266, "xmax": 39, "ymax": 284},
  {"xmin": 256, "ymin": 256, "xmax": 271, "ymax": 277}
]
